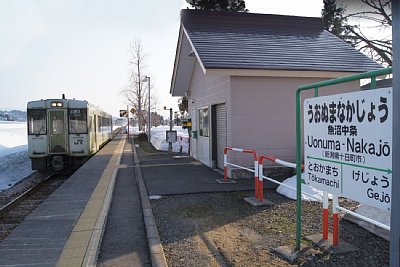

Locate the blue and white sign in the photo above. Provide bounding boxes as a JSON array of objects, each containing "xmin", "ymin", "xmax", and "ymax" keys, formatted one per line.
[{"xmin": 304, "ymin": 88, "xmax": 392, "ymax": 211}]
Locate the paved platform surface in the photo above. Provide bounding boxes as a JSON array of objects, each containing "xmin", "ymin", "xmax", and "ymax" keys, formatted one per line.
[
  {"xmin": 135, "ymin": 141, "xmax": 255, "ymax": 196},
  {"xmin": 0, "ymin": 135, "xmax": 258, "ymax": 267},
  {"xmin": 97, "ymin": 140, "xmax": 151, "ymax": 267}
]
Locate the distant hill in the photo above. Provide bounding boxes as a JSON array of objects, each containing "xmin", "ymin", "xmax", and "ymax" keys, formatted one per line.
[{"xmin": 0, "ymin": 110, "xmax": 27, "ymax": 121}]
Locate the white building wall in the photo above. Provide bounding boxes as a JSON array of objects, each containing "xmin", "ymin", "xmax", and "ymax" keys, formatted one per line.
[
  {"xmin": 187, "ymin": 62, "xmax": 361, "ymax": 169},
  {"xmin": 229, "ymin": 76, "xmax": 360, "ymax": 167},
  {"xmin": 187, "ymin": 61, "xmax": 231, "ymax": 167}
]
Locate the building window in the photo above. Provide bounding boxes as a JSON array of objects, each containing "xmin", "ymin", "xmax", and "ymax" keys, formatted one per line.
[{"xmin": 199, "ymin": 107, "xmax": 209, "ymax": 137}]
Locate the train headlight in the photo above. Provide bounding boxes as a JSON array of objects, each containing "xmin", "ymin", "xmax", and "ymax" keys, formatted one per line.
[{"xmin": 51, "ymin": 102, "xmax": 63, "ymax": 107}]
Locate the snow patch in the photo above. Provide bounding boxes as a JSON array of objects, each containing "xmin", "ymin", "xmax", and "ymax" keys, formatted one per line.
[{"xmin": 276, "ymin": 174, "xmax": 327, "ymax": 202}]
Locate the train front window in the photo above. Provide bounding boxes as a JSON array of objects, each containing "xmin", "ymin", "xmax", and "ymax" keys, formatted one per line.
[
  {"xmin": 69, "ymin": 109, "xmax": 87, "ymax": 134},
  {"xmin": 28, "ymin": 109, "xmax": 46, "ymax": 135},
  {"xmin": 51, "ymin": 113, "xmax": 64, "ymax": 134}
]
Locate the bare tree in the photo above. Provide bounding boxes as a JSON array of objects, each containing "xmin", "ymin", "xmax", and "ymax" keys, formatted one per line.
[
  {"xmin": 121, "ymin": 40, "xmax": 148, "ymax": 131},
  {"xmin": 345, "ymin": 0, "xmax": 392, "ymax": 66},
  {"xmin": 329, "ymin": 0, "xmax": 392, "ymax": 66}
]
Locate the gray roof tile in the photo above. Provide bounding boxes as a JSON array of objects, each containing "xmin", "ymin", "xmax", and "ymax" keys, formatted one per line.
[{"xmin": 181, "ymin": 10, "xmax": 382, "ymax": 72}]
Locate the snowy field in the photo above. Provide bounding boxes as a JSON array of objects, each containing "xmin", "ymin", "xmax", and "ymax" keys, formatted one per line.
[
  {"xmin": 0, "ymin": 121, "xmax": 33, "ymax": 190},
  {"xmin": 0, "ymin": 121, "xmax": 389, "ymax": 233}
]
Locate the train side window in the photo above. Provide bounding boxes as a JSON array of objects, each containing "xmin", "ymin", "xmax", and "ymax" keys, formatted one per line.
[
  {"xmin": 88, "ymin": 116, "xmax": 92, "ymax": 130},
  {"xmin": 97, "ymin": 115, "xmax": 102, "ymax": 132},
  {"xmin": 69, "ymin": 109, "xmax": 88, "ymax": 134},
  {"xmin": 28, "ymin": 109, "xmax": 46, "ymax": 135}
]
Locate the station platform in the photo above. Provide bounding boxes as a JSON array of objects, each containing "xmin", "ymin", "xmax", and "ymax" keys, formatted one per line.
[
  {"xmin": 0, "ymin": 134, "xmax": 254, "ymax": 266},
  {"xmin": 0, "ymin": 135, "xmax": 125, "ymax": 266}
]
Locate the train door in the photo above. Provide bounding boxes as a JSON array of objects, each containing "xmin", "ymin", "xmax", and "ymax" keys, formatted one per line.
[{"xmin": 48, "ymin": 110, "xmax": 68, "ymax": 154}]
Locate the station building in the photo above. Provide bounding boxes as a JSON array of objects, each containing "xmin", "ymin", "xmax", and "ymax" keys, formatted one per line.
[{"xmin": 170, "ymin": 10, "xmax": 381, "ymax": 173}]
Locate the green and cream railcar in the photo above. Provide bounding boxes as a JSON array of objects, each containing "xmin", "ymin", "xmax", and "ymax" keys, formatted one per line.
[{"xmin": 27, "ymin": 97, "xmax": 112, "ymax": 171}]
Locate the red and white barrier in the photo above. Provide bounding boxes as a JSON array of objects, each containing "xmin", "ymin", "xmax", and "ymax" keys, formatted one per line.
[
  {"xmin": 257, "ymin": 155, "xmax": 313, "ymax": 202},
  {"xmin": 223, "ymin": 147, "xmax": 259, "ymax": 198},
  {"xmin": 257, "ymin": 155, "xmax": 338, "ymax": 244},
  {"xmin": 332, "ymin": 194, "xmax": 339, "ymax": 246},
  {"xmin": 323, "ymin": 191, "xmax": 329, "ymax": 241}
]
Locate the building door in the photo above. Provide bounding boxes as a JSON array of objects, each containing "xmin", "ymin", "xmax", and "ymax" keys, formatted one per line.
[
  {"xmin": 212, "ymin": 103, "xmax": 227, "ymax": 169},
  {"xmin": 198, "ymin": 107, "xmax": 210, "ymax": 166}
]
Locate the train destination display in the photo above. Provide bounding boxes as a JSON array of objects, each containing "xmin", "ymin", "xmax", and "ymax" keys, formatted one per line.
[{"xmin": 304, "ymin": 88, "xmax": 392, "ymax": 210}]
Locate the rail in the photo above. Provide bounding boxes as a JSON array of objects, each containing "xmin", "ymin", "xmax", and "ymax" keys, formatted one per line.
[{"xmin": 0, "ymin": 173, "xmax": 54, "ymax": 214}]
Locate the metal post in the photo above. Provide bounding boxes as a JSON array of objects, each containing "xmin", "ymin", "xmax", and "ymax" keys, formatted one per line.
[
  {"xmin": 148, "ymin": 77, "xmax": 151, "ymax": 143},
  {"xmin": 169, "ymin": 108, "xmax": 173, "ymax": 153},
  {"xmin": 323, "ymin": 191, "xmax": 329, "ymax": 240},
  {"xmin": 127, "ymin": 105, "xmax": 130, "ymax": 142},
  {"xmin": 332, "ymin": 194, "xmax": 339, "ymax": 246},
  {"xmin": 390, "ymin": 1, "xmax": 400, "ymax": 266},
  {"xmin": 295, "ymin": 89, "xmax": 302, "ymax": 250},
  {"xmin": 138, "ymin": 72, "xmax": 142, "ymax": 132}
]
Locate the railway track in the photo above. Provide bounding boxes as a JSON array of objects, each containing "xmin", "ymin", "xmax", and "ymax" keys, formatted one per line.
[{"xmin": 0, "ymin": 172, "xmax": 71, "ymax": 241}]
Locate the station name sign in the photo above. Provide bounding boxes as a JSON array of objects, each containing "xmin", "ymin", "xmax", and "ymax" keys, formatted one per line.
[{"xmin": 304, "ymin": 88, "xmax": 392, "ymax": 210}]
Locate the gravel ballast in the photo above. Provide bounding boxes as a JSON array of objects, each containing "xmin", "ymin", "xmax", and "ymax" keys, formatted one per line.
[{"xmin": 151, "ymin": 190, "xmax": 389, "ymax": 267}]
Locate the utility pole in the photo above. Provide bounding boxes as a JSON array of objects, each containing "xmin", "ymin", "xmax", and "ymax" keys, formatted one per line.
[
  {"xmin": 127, "ymin": 105, "xmax": 130, "ymax": 142},
  {"xmin": 138, "ymin": 64, "xmax": 142, "ymax": 132},
  {"xmin": 143, "ymin": 76, "xmax": 151, "ymax": 142}
]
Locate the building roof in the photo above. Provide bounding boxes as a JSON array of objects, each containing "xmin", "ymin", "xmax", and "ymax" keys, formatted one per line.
[
  {"xmin": 183, "ymin": 10, "xmax": 381, "ymax": 72},
  {"xmin": 171, "ymin": 10, "xmax": 382, "ymax": 96}
]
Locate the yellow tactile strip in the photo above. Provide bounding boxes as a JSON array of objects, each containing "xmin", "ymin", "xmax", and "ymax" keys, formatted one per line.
[{"xmin": 56, "ymin": 136, "xmax": 126, "ymax": 267}]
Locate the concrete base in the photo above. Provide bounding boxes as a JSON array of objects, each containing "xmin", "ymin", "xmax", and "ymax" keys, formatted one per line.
[
  {"xmin": 216, "ymin": 179, "xmax": 236, "ymax": 184},
  {"xmin": 305, "ymin": 234, "xmax": 358, "ymax": 254},
  {"xmin": 244, "ymin": 197, "xmax": 275, "ymax": 207},
  {"xmin": 273, "ymin": 244, "xmax": 321, "ymax": 263}
]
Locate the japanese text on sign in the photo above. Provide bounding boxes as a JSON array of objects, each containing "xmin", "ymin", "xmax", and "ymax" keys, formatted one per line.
[{"xmin": 304, "ymin": 88, "xmax": 392, "ymax": 210}]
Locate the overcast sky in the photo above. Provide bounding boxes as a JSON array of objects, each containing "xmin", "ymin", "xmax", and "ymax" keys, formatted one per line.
[{"xmin": 0, "ymin": 0, "xmax": 323, "ymax": 117}]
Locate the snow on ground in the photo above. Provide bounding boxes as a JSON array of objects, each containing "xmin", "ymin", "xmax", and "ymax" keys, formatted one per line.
[
  {"xmin": 0, "ymin": 121, "xmax": 28, "ymax": 157},
  {"xmin": 150, "ymin": 125, "xmax": 189, "ymax": 153},
  {"xmin": 0, "ymin": 121, "xmax": 33, "ymax": 191},
  {"xmin": 0, "ymin": 121, "xmax": 390, "ymax": 232},
  {"xmin": 276, "ymin": 173, "xmax": 326, "ymax": 202}
]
